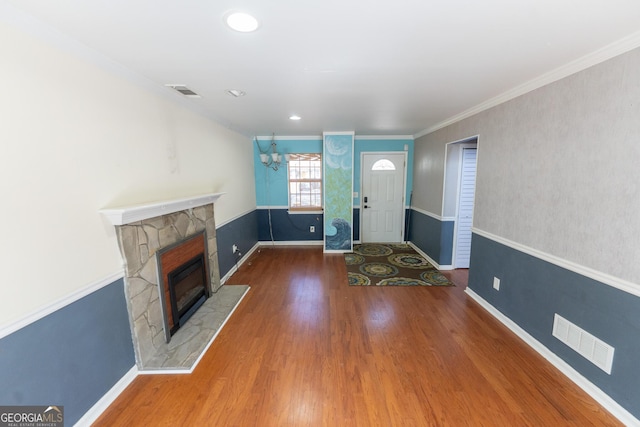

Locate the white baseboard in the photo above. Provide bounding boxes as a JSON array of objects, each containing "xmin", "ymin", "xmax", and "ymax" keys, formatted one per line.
[
  {"xmin": 258, "ymin": 240, "xmax": 324, "ymax": 246},
  {"xmin": 407, "ymin": 242, "xmax": 453, "ymax": 271},
  {"xmin": 220, "ymin": 242, "xmax": 260, "ymax": 284},
  {"xmin": 76, "ymin": 286, "xmax": 251, "ymax": 423},
  {"xmin": 74, "ymin": 366, "xmax": 138, "ymax": 427},
  {"xmin": 464, "ymin": 288, "xmax": 640, "ymax": 427}
]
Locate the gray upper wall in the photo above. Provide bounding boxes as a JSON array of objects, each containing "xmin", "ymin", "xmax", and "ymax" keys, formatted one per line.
[{"xmin": 414, "ymin": 47, "xmax": 640, "ymax": 285}]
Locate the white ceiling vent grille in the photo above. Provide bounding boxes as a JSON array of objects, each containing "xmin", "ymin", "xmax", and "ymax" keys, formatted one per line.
[{"xmin": 165, "ymin": 84, "xmax": 201, "ymax": 98}]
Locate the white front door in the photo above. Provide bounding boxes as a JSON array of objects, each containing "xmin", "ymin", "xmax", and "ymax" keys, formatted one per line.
[
  {"xmin": 361, "ymin": 153, "xmax": 406, "ymax": 243},
  {"xmin": 454, "ymin": 148, "xmax": 477, "ymax": 268}
]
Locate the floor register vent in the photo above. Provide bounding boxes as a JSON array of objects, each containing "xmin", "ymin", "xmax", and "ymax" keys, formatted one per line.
[{"xmin": 552, "ymin": 313, "xmax": 614, "ymax": 374}]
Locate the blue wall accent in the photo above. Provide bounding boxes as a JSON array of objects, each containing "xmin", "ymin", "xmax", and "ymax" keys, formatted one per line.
[
  {"xmin": 323, "ymin": 133, "xmax": 354, "ymax": 251},
  {"xmin": 254, "ymin": 138, "xmax": 323, "ymax": 207},
  {"xmin": 255, "ymin": 208, "xmax": 360, "ymax": 243},
  {"xmin": 468, "ymin": 233, "xmax": 640, "ymax": 419},
  {"xmin": 352, "ymin": 208, "xmax": 360, "ymax": 241},
  {"xmin": 254, "ymin": 137, "xmax": 413, "ymax": 208},
  {"xmin": 439, "ymin": 221, "xmax": 454, "ymax": 265},
  {"xmin": 257, "ymin": 209, "xmax": 323, "ymax": 242},
  {"xmin": 0, "ymin": 279, "xmax": 135, "ymax": 425},
  {"xmin": 216, "ymin": 210, "xmax": 259, "ymax": 278},
  {"xmin": 353, "ymin": 138, "xmax": 414, "ymax": 207},
  {"xmin": 408, "ymin": 209, "xmax": 454, "ymax": 265}
]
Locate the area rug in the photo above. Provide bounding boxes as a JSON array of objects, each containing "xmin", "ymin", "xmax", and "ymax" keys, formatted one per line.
[{"xmin": 344, "ymin": 244, "xmax": 453, "ymax": 286}]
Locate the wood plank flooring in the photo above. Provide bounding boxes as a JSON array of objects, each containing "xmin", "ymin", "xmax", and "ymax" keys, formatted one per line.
[{"xmin": 94, "ymin": 246, "xmax": 621, "ymax": 426}]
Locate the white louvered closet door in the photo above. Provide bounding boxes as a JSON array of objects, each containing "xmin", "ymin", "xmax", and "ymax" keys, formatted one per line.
[{"xmin": 454, "ymin": 148, "xmax": 477, "ymax": 268}]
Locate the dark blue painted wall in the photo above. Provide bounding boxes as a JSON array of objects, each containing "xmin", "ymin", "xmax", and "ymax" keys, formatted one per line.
[
  {"xmin": 352, "ymin": 208, "xmax": 360, "ymax": 241},
  {"xmin": 0, "ymin": 279, "xmax": 135, "ymax": 425},
  {"xmin": 468, "ymin": 232, "xmax": 640, "ymax": 419},
  {"xmin": 408, "ymin": 209, "xmax": 454, "ymax": 265},
  {"xmin": 257, "ymin": 209, "xmax": 324, "ymax": 242},
  {"xmin": 216, "ymin": 210, "xmax": 259, "ymax": 278}
]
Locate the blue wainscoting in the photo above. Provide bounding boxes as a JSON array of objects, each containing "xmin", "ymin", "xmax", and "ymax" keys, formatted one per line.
[
  {"xmin": 352, "ymin": 208, "xmax": 360, "ymax": 242},
  {"xmin": 257, "ymin": 208, "xmax": 323, "ymax": 242},
  {"xmin": 408, "ymin": 209, "xmax": 454, "ymax": 266},
  {"xmin": 216, "ymin": 210, "xmax": 259, "ymax": 279},
  {"xmin": 468, "ymin": 232, "xmax": 640, "ymax": 420},
  {"xmin": 0, "ymin": 278, "xmax": 135, "ymax": 426},
  {"xmin": 256, "ymin": 208, "xmax": 360, "ymax": 244}
]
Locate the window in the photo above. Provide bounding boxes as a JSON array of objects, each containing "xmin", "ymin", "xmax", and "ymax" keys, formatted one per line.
[
  {"xmin": 371, "ymin": 159, "xmax": 396, "ymax": 170},
  {"xmin": 288, "ymin": 153, "xmax": 322, "ymax": 211}
]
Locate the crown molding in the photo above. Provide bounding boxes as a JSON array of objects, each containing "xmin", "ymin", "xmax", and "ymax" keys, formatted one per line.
[{"xmin": 414, "ymin": 30, "xmax": 640, "ymax": 139}]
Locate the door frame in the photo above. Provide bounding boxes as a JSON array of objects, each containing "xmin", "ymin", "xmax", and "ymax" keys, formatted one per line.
[
  {"xmin": 360, "ymin": 151, "xmax": 408, "ymax": 243},
  {"xmin": 443, "ymin": 137, "xmax": 478, "ymax": 268}
]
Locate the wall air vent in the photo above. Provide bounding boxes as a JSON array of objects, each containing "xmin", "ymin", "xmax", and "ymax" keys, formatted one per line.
[
  {"xmin": 552, "ymin": 313, "xmax": 615, "ymax": 374},
  {"xmin": 165, "ymin": 84, "xmax": 201, "ymax": 98}
]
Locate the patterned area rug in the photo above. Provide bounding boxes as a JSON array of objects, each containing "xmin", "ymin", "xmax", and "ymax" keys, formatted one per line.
[{"xmin": 345, "ymin": 243, "xmax": 454, "ymax": 286}]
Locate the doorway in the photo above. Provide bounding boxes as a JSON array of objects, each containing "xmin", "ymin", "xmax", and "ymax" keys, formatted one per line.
[
  {"xmin": 361, "ymin": 152, "xmax": 407, "ymax": 243},
  {"xmin": 454, "ymin": 147, "xmax": 477, "ymax": 268}
]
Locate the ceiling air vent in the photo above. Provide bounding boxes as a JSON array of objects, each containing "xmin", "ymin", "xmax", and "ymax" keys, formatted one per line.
[{"xmin": 165, "ymin": 84, "xmax": 201, "ymax": 98}]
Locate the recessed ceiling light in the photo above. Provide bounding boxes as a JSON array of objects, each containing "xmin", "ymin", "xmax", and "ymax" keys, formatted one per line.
[
  {"xmin": 225, "ymin": 12, "xmax": 259, "ymax": 32},
  {"xmin": 289, "ymin": 115, "xmax": 302, "ymax": 121},
  {"xmin": 226, "ymin": 89, "xmax": 246, "ymax": 97}
]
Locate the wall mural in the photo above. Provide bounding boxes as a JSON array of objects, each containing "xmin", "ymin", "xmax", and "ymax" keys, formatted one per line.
[{"xmin": 323, "ymin": 132, "xmax": 354, "ymax": 252}]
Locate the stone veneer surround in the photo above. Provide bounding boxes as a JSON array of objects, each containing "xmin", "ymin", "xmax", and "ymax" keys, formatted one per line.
[{"xmin": 114, "ymin": 204, "xmax": 221, "ymax": 368}]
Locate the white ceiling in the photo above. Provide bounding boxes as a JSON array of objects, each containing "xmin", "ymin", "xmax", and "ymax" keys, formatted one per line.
[{"xmin": 5, "ymin": 0, "xmax": 640, "ymax": 137}]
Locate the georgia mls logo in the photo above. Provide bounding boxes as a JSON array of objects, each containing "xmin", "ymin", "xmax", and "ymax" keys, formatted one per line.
[{"xmin": 0, "ymin": 405, "xmax": 64, "ymax": 427}]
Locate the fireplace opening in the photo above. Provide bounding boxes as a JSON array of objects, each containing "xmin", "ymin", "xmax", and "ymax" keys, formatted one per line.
[{"xmin": 167, "ymin": 254, "xmax": 208, "ymax": 336}]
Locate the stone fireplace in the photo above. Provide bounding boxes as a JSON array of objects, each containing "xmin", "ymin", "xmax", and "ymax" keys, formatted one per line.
[
  {"xmin": 156, "ymin": 230, "xmax": 210, "ymax": 342},
  {"xmin": 101, "ymin": 193, "xmax": 248, "ymax": 372}
]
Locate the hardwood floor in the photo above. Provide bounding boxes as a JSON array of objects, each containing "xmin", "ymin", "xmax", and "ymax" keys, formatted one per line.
[{"xmin": 94, "ymin": 246, "xmax": 621, "ymax": 426}]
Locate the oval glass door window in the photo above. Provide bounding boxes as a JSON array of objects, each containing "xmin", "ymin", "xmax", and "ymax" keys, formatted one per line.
[{"xmin": 371, "ymin": 159, "xmax": 396, "ymax": 170}]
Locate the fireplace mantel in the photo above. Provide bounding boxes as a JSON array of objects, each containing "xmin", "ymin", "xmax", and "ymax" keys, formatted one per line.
[{"xmin": 100, "ymin": 192, "xmax": 224, "ymax": 225}]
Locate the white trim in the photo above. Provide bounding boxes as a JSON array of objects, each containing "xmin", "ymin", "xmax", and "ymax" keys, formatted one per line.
[
  {"xmin": 323, "ymin": 131, "xmax": 356, "ymax": 136},
  {"xmin": 259, "ymin": 240, "xmax": 324, "ymax": 246},
  {"xmin": 138, "ymin": 286, "xmax": 250, "ymax": 375},
  {"xmin": 409, "ymin": 206, "xmax": 456, "ymax": 221},
  {"xmin": 256, "ymin": 135, "xmax": 414, "ymax": 141},
  {"xmin": 255, "ymin": 135, "xmax": 322, "ymax": 141},
  {"xmin": 0, "ymin": 270, "xmax": 125, "ymax": 339},
  {"xmin": 100, "ymin": 192, "xmax": 224, "ymax": 226},
  {"xmin": 287, "ymin": 210, "xmax": 323, "ymax": 215},
  {"xmin": 216, "ymin": 208, "xmax": 255, "ymax": 229},
  {"xmin": 355, "ymin": 135, "xmax": 414, "ymax": 140},
  {"xmin": 74, "ymin": 366, "xmax": 138, "ymax": 427},
  {"xmin": 408, "ymin": 242, "xmax": 453, "ymax": 271},
  {"xmin": 464, "ymin": 288, "xmax": 640, "ymax": 427},
  {"xmin": 220, "ymin": 243, "xmax": 260, "ymax": 284},
  {"xmin": 414, "ymin": 30, "xmax": 640, "ymax": 138},
  {"xmin": 472, "ymin": 228, "xmax": 640, "ymax": 298},
  {"xmin": 256, "ymin": 205, "xmax": 289, "ymax": 210}
]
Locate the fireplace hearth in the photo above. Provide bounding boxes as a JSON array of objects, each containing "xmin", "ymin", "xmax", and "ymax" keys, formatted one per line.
[{"xmin": 101, "ymin": 194, "xmax": 226, "ymax": 370}]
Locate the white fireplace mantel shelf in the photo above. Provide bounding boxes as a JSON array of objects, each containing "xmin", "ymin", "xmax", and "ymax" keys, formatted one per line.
[{"xmin": 99, "ymin": 192, "xmax": 224, "ymax": 226}]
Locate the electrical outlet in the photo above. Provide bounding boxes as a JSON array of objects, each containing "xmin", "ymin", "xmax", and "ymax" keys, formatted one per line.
[
  {"xmin": 309, "ymin": 226, "xmax": 315, "ymax": 233},
  {"xmin": 492, "ymin": 277, "xmax": 501, "ymax": 290},
  {"xmin": 232, "ymin": 244, "xmax": 238, "ymax": 253}
]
